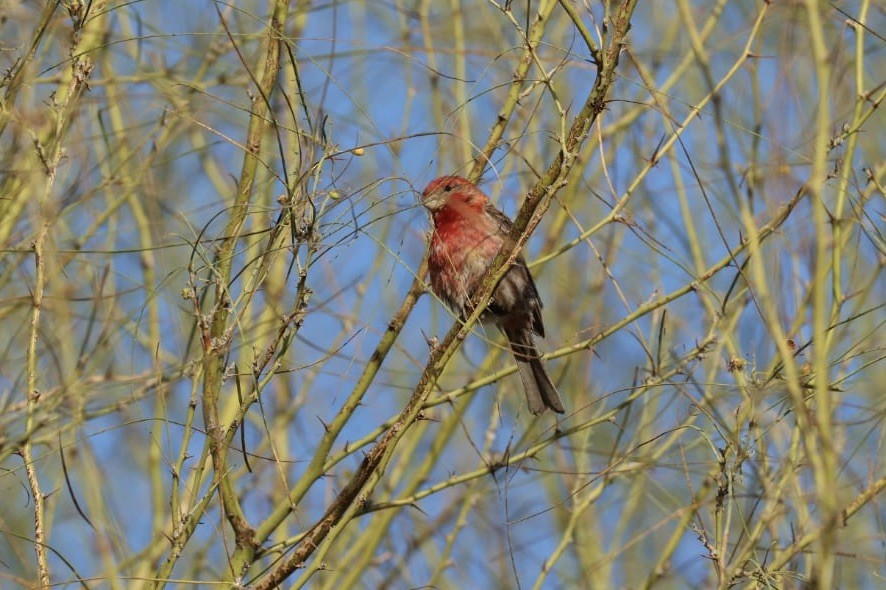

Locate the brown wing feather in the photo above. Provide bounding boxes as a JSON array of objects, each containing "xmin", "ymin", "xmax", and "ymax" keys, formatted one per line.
[{"xmin": 483, "ymin": 201, "xmax": 546, "ymax": 337}]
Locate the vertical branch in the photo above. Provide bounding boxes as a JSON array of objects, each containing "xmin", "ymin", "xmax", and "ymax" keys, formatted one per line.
[
  {"xmin": 23, "ymin": 220, "xmax": 50, "ymax": 588},
  {"xmin": 200, "ymin": 0, "xmax": 291, "ymax": 562},
  {"xmin": 18, "ymin": 3, "xmax": 100, "ymax": 585},
  {"xmin": 803, "ymin": 1, "xmax": 838, "ymax": 586},
  {"xmin": 451, "ymin": 0, "xmax": 471, "ymax": 164}
]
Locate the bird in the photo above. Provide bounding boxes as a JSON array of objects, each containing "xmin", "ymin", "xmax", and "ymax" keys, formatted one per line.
[{"xmin": 421, "ymin": 175, "xmax": 564, "ymax": 415}]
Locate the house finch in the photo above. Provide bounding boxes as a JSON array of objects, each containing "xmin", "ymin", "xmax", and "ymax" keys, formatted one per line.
[{"xmin": 421, "ymin": 176, "xmax": 564, "ymax": 415}]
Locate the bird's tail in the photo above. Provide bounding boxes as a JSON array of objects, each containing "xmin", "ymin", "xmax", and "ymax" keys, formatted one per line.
[{"xmin": 503, "ymin": 327, "xmax": 565, "ymax": 415}]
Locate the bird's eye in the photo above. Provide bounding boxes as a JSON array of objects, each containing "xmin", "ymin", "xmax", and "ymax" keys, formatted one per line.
[{"xmin": 444, "ymin": 183, "xmax": 453, "ymax": 192}]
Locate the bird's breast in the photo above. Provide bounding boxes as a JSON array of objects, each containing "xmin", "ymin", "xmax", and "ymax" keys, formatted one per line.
[{"xmin": 428, "ymin": 218, "xmax": 502, "ymax": 313}]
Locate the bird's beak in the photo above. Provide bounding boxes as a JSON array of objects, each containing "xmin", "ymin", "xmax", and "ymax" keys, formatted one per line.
[{"xmin": 422, "ymin": 189, "xmax": 448, "ymax": 212}]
